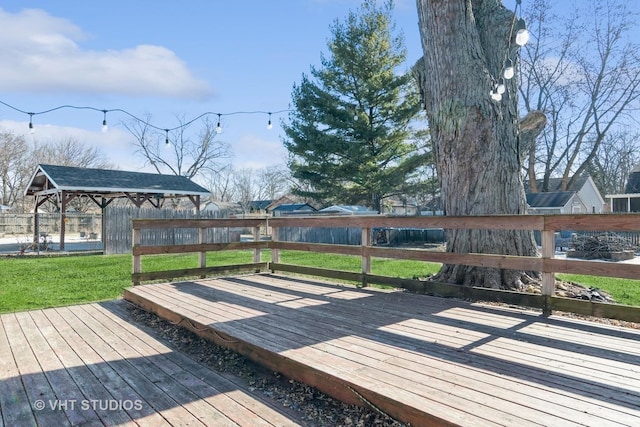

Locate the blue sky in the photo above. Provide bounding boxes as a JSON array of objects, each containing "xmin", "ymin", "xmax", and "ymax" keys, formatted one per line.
[
  {"xmin": 0, "ymin": 0, "xmax": 422, "ymax": 172},
  {"xmin": 1, "ymin": 1, "xmax": 638, "ymax": 174}
]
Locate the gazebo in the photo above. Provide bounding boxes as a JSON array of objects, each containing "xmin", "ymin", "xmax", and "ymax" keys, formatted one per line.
[{"xmin": 24, "ymin": 164, "xmax": 210, "ymax": 250}]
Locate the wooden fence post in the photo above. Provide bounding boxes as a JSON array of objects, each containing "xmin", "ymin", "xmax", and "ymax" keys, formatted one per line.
[
  {"xmin": 541, "ymin": 228, "xmax": 555, "ymax": 316},
  {"xmin": 270, "ymin": 225, "xmax": 279, "ymax": 272},
  {"xmin": 132, "ymin": 224, "xmax": 141, "ymax": 285},
  {"xmin": 253, "ymin": 224, "xmax": 261, "ymax": 272},
  {"xmin": 361, "ymin": 227, "xmax": 372, "ymax": 287},
  {"xmin": 198, "ymin": 225, "xmax": 206, "ymax": 278}
]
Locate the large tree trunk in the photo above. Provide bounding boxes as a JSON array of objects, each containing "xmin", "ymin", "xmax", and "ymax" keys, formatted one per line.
[{"xmin": 415, "ymin": 0, "xmax": 543, "ymax": 290}]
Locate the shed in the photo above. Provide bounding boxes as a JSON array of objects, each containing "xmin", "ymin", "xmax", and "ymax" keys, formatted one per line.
[{"xmin": 24, "ymin": 164, "xmax": 210, "ymax": 250}]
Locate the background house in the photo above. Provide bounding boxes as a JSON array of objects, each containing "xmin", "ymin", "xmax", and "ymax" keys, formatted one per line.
[
  {"xmin": 525, "ymin": 175, "xmax": 605, "ymax": 214},
  {"xmin": 607, "ymin": 163, "xmax": 640, "ymax": 212}
]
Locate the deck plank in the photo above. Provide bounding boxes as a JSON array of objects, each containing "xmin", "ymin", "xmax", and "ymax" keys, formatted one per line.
[
  {"xmin": 124, "ymin": 273, "xmax": 640, "ymax": 427},
  {"xmin": 0, "ymin": 313, "xmax": 37, "ymax": 427},
  {"xmin": 1, "ymin": 302, "xmax": 308, "ymax": 427}
]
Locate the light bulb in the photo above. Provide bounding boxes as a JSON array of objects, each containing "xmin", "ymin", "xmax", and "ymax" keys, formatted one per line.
[
  {"xmin": 496, "ymin": 79, "xmax": 506, "ymax": 94},
  {"xmin": 215, "ymin": 114, "xmax": 222, "ymax": 134},
  {"xmin": 28, "ymin": 114, "xmax": 35, "ymax": 134},
  {"xmin": 515, "ymin": 19, "xmax": 530, "ymax": 46},
  {"xmin": 101, "ymin": 110, "xmax": 108, "ymax": 132},
  {"xmin": 503, "ymin": 59, "xmax": 515, "ymax": 80},
  {"xmin": 165, "ymin": 129, "xmax": 170, "ymax": 145},
  {"xmin": 490, "ymin": 90, "xmax": 502, "ymax": 102},
  {"xmin": 267, "ymin": 113, "xmax": 273, "ymax": 130}
]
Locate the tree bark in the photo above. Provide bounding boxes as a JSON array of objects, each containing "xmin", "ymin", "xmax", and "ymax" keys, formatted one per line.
[{"xmin": 415, "ymin": 0, "xmax": 544, "ymax": 289}]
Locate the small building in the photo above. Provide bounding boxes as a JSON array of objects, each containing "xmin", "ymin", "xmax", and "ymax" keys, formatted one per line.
[
  {"xmin": 606, "ymin": 164, "xmax": 640, "ymax": 212},
  {"xmin": 525, "ymin": 175, "xmax": 605, "ymax": 214}
]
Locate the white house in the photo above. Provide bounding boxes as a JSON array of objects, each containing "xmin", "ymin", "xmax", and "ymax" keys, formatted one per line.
[{"xmin": 525, "ymin": 175, "xmax": 605, "ymax": 214}]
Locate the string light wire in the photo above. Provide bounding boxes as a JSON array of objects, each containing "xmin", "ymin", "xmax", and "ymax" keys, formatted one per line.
[{"xmin": 0, "ymin": 99, "xmax": 290, "ymax": 134}]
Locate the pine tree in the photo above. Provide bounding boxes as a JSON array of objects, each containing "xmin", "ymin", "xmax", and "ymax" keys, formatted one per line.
[{"xmin": 282, "ymin": 0, "xmax": 425, "ymax": 212}]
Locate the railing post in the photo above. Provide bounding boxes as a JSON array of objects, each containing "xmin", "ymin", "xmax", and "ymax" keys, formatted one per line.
[
  {"xmin": 132, "ymin": 224, "xmax": 141, "ymax": 286},
  {"xmin": 198, "ymin": 225, "xmax": 206, "ymax": 278},
  {"xmin": 361, "ymin": 227, "xmax": 372, "ymax": 287},
  {"xmin": 252, "ymin": 225, "xmax": 261, "ymax": 262},
  {"xmin": 270, "ymin": 225, "xmax": 279, "ymax": 272},
  {"xmin": 541, "ymin": 227, "xmax": 555, "ymax": 316}
]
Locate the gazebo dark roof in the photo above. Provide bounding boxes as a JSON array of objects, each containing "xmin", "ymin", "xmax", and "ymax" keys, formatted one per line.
[{"xmin": 25, "ymin": 164, "xmax": 209, "ymax": 197}]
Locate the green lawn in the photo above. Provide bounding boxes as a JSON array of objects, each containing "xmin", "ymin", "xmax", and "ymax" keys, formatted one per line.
[{"xmin": 1, "ymin": 251, "xmax": 638, "ymax": 313}]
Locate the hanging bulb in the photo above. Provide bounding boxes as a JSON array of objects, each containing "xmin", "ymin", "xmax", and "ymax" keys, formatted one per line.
[
  {"xmin": 353, "ymin": 112, "xmax": 359, "ymax": 121},
  {"xmin": 165, "ymin": 129, "xmax": 170, "ymax": 145},
  {"xmin": 515, "ymin": 19, "xmax": 530, "ymax": 46},
  {"xmin": 101, "ymin": 110, "xmax": 108, "ymax": 133},
  {"xmin": 496, "ymin": 78, "xmax": 506, "ymax": 94},
  {"xmin": 28, "ymin": 113, "xmax": 35, "ymax": 134},
  {"xmin": 503, "ymin": 59, "xmax": 515, "ymax": 80},
  {"xmin": 215, "ymin": 113, "xmax": 222, "ymax": 134},
  {"xmin": 267, "ymin": 112, "xmax": 273, "ymax": 130},
  {"xmin": 490, "ymin": 90, "xmax": 502, "ymax": 102}
]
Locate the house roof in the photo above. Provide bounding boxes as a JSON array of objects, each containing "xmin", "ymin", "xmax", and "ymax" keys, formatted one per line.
[
  {"xmin": 271, "ymin": 203, "xmax": 316, "ymax": 212},
  {"xmin": 319, "ymin": 205, "xmax": 378, "ymax": 215},
  {"xmin": 25, "ymin": 164, "xmax": 210, "ymax": 197},
  {"xmin": 526, "ymin": 192, "xmax": 574, "ymax": 208},
  {"xmin": 524, "ymin": 175, "xmax": 589, "ymax": 192},
  {"xmin": 248, "ymin": 200, "xmax": 272, "ymax": 211}
]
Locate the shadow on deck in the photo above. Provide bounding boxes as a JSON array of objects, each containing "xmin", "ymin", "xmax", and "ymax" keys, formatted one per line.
[{"xmin": 124, "ymin": 273, "xmax": 640, "ymax": 427}]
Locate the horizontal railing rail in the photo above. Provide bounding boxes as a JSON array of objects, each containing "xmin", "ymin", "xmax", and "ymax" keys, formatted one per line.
[{"xmin": 132, "ymin": 214, "xmax": 640, "ymax": 321}]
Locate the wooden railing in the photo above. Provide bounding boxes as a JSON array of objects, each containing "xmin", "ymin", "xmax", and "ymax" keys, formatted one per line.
[{"xmin": 132, "ymin": 214, "xmax": 640, "ymax": 321}]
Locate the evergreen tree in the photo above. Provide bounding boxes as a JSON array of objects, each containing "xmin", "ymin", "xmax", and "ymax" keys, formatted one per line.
[{"xmin": 282, "ymin": 0, "xmax": 425, "ymax": 212}]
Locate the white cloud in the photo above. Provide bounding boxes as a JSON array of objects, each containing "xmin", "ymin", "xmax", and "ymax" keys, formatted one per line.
[
  {"xmin": 230, "ymin": 133, "xmax": 288, "ymax": 170},
  {"xmin": 0, "ymin": 8, "xmax": 212, "ymax": 99}
]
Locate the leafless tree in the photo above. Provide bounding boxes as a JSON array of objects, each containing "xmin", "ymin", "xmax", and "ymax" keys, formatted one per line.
[
  {"xmin": 586, "ymin": 131, "xmax": 640, "ymax": 195},
  {"xmin": 520, "ymin": 0, "xmax": 640, "ymax": 191},
  {"xmin": 0, "ymin": 130, "xmax": 30, "ymax": 211},
  {"xmin": 31, "ymin": 137, "xmax": 112, "ymax": 169},
  {"xmin": 124, "ymin": 115, "xmax": 231, "ymax": 180}
]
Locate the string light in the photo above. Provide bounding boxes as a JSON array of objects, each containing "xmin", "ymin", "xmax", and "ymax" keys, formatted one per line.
[
  {"xmin": 514, "ymin": 18, "xmax": 530, "ymax": 46},
  {"xmin": 491, "ymin": 0, "xmax": 529, "ymax": 102},
  {"xmin": 0, "ymin": 99, "xmax": 290, "ymax": 136},
  {"xmin": 164, "ymin": 129, "xmax": 170, "ymax": 145},
  {"xmin": 503, "ymin": 59, "xmax": 515, "ymax": 80},
  {"xmin": 101, "ymin": 110, "xmax": 108, "ymax": 132},
  {"xmin": 215, "ymin": 113, "xmax": 222, "ymax": 134},
  {"xmin": 28, "ymin": 113, "xmax": 34, "ymax": 134}
]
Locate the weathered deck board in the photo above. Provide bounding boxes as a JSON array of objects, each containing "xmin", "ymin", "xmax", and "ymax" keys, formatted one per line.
[
  {"xmin": 0, "ymin": 301, "xmax": 305, "ymax": 427},
  {"xmin": 124, "ymin": 273, "xmax": 640, "ymax": 427}
]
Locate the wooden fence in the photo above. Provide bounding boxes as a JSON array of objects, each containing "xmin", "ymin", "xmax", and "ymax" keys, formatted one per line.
[
  {"xmin": 0, "ymin": 213, "xmax": 101, "ymax": 238},
  {"xmin": 103, "ymin": 207, "xmax": 236, "ymax": 254},
  {"xmin": 131, "ymin": 214, "xmax": 640, "ymax": 322}
]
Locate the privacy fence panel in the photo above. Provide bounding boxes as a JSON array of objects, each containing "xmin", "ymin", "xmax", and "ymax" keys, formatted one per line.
[
  {"xmin": 0, "ymin": 213, "xmax": 101, "ymax": 238},
  {"xmin": 104, "ymin": 207, "xmax": 235, "ymax": 255}
]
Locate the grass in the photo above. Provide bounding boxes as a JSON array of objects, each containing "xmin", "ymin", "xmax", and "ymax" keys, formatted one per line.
[
  {"xmin": 558, "ymin": 273, "xmax": 640, "ymax": 307},
  {"xmin": 1, "ymin": 250, "xmax": 638, "ymax": 313}
]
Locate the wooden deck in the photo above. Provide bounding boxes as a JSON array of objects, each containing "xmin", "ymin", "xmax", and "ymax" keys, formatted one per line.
[
  {"xmin": 0, "ymin": 300, "xmax": 305, "ymax": 426},
  {"xmin": 124, "ymin": 273, "xmax": 640, "ymax": 427}
]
